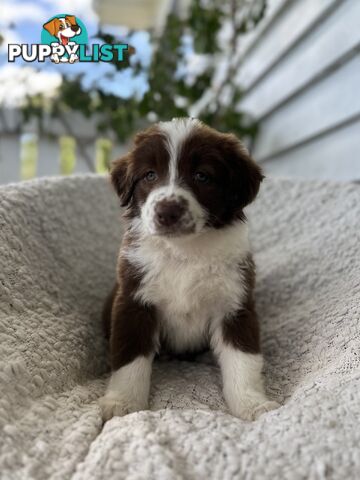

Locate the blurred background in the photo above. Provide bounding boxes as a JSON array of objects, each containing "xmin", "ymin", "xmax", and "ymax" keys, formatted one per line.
[{"xmin": 0, "ymin": 0, "xmax": 359, "ymax": 185}]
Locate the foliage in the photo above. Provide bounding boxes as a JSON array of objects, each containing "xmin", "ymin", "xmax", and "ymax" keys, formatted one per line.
[{"xmin": 22, "ymin": 0, "xmax": 267, "ymax": 148}]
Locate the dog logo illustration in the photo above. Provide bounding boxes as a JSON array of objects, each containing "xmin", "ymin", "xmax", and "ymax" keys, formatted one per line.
[{"xmin": 42, "ymin": 14, "xmax": 86, "ymax": 63}]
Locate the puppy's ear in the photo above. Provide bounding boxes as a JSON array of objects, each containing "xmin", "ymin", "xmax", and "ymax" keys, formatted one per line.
[
  {"xmin": 133, "ymin": 125, "xmax": 160, "ymax": 146},
  {"xmin": 110, "ymin": 154, "xmax": 135, "ymax": 207},
  {"xmin": 110, "ymin": 127, "xmax": 158, "ymax": 207},
  {"xmin": 43, "ymin": 18, "xmax": 59, "ymax": 36},
  {"xmin": 65, "ymin": 15, "xmax": 77, "ymax": 26},
  {"xmin": 225, "ymin": 134, "xmax": 264, "ymax": 209}
]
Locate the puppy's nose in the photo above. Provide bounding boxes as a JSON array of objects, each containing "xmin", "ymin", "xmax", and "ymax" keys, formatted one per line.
[
  {"xmin": 71, "ymin": 25, "xmax": 79, "ymax": 32},
  {"xmin": 155, "ymin": 201, "xmax": 184, "ymax": 227}
]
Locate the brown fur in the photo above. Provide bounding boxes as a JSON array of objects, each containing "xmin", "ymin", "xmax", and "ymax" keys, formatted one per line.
[
  {"xmin": 111, "ymin": 263, "xmax": 157, "ymax": 369},
  {"xmin": 103, "ymin": 232, "xmax": 158, "ymax": 370},
  {"xmin": 222, "ymin": 255, "xmax": 260, "ymax": 353},
  {"xmin": 177, "ymin": 125, "xmax": 264, "ymax": 227},
  {"xmin": 102, "ymin": 283, "xmax": 118, "ymax": 340},
  {"xmin": 43, "ymin": 18, "xmax": 61, "ymax": 37},
  {"xmin": 111, "ymin": 127, "xmax": 169, "ymax": 217}
]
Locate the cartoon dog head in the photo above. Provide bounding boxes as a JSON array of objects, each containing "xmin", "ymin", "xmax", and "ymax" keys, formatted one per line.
[{"xmin": 43, "ymin": 15, "xmax": 81, "ymax": 46}]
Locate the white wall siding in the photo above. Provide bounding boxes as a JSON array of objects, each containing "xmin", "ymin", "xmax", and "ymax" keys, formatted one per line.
[
  {"xmin": 240, "ymin": 0, "xmax": 360, "ymax": 181},
  {"xmin": 236, "ymin": 0, "xmax": 340, "ymax": 91},
  {"xmin": 240, "ymin": 0, "xmax": 360, "ymax": 119},
  {"xmin": 253, "ymin": 55, "xmax": 360, "ymax": 159},
  {"xmin": 257, "ymin": 118, "xmax": 360, "ymax": 181}
]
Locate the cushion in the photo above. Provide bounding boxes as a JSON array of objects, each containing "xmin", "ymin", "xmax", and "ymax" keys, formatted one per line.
[{"xmin": 0, "ymin": 174, "xmax": 359, "ymax": 479}]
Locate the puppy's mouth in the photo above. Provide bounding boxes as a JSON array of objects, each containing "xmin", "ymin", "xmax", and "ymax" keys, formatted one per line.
[
  {"xmin": 60, "ymin": 34, "xmax": 69, "ymax": 46},
  {"xmin": 154, "ymin": 225, "xmax": 195, "ymax": 238}
]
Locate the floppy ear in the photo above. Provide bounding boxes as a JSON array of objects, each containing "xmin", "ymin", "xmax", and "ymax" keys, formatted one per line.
[
  {"xmin": 65, "ymin": 15, "xmax": 77, "ymax": 26},
  {"xmin": 111, "ymin": 126, "xmax": 160, "ymax": 207},
  {"xmin": 43, "ymin": 18, "xmax": 59, "ymax": 36},
  {"xmin": 110, "ymin": 154, "xmax": 135, "ymax": 207},
  {"xmin": 225, "ymin": 134, "xmax": 264, "ymax": 209}
]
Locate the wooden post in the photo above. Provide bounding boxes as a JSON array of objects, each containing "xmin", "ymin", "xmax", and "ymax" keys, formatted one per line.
[
  {"xmin": 59, "ymin": 136, "xmax": 76, "ymax": 175},
  {"xmin": 95, "ymin": 138, "xmax": 112, "ymax": 173},
  {"xmin": 20, "ymin": 133, "xmax": 38, "ymax": 180}
]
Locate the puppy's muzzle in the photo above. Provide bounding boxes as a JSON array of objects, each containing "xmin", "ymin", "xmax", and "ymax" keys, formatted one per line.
[{"xmin": 155, "ymin": 200, "xmax": 185, "ymax": 228}]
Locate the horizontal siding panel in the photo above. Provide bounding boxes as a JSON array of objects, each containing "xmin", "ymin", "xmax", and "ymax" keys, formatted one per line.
[
  {"xmin": 235, "ymin": 0, "xmax": 288, "ymax": 59},
  {"xmin": 240, "ymin": 0, "xmax": 360, "ymax": 119},
  {"xmin": 235, "ymin": 0, "xmax": 339, "ymax": 91},
  {"xmin": 262, "ymin": 118, "xmax": 360, "ymax": 181},
  {"xmin": 253, "ymin": 54, "xmax": 360, "ymax": 160}
]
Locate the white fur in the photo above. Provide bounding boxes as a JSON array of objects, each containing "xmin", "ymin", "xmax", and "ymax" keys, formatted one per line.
[
  {"xmin": 99, "ymin": 356, "xmax": 153, "ymax": 420},
  {"xmin": 158, "ymin": 117, "xmax": 201, "ymax": 184},
  {"xmin": 212, "ymin": 333, "xmax": 280, "ymax": 420},
  {"xmin": 140, "ymin": 118, "xmax": 205, "ymax": 236},
  {"xmin": 125, "ymin": 221, "xmax": 250, "ymax": 353}
]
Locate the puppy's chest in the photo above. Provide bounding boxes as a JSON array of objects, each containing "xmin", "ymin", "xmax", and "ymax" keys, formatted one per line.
[{"xmin": 133, "ymin": 250, "xmax": 245, "ymax": 323}]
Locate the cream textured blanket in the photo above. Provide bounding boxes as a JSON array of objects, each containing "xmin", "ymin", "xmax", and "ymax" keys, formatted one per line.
[{"xmin": 0, "ymin": 174, "xmax": 359, "ymax": 480}]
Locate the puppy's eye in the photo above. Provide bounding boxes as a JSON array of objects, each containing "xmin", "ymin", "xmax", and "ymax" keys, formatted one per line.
[
  {"xmin": 194, "ymin": 171, "xmax": 210, "ymax": 184},
  {"xmin": 144, "ymin": 171, "xmax": 158, "ymax": 182},
  {"xmin": 59, "ymin": 25, "xmax": 64, "ymax": 30}
]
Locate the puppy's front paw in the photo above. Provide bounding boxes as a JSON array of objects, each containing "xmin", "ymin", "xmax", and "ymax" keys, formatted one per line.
[
  {"xmin": 228, "ymin": 397, "xmax": 280, "ymax": 421},
  {"xmin": 99, "ymin": 394, "xmax": 147, "ymax": 422}
]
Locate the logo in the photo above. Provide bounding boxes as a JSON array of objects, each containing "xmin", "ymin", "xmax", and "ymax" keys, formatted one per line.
[
  {"xmin": 41, "ymin": 14, "xmax": 87, "ymax": 63},
  {"xmin": 8, "ymin": 14, "xmax": 129, "ymax": 64}
]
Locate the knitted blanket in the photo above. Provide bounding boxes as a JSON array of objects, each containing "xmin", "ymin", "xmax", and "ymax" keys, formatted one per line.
[{"xmin": 0, "ymin": 174, "xmax": 359, "ymax": 480}]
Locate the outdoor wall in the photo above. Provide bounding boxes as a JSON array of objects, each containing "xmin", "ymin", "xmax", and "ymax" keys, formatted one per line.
[{"xmin": 239, "ymin": 0, "xmax": 360, "ymax": 181}]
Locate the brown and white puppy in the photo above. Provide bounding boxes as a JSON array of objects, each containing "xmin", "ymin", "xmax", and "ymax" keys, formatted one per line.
[{"xmin": 100, "ymin": 118, "xmax": 279, "ymax": 421}]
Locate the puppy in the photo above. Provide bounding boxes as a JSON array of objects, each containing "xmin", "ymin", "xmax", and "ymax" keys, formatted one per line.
[
  {"xmin": 43, "ymin": 15, "xmax": 81, "ymax": 63},
  {"xmin": 100, "ymin": 118, "xmax": 279, "ymax": 421}
]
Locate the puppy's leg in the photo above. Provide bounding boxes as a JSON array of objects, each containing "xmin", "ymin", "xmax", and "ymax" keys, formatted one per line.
[
  {"xmin": 100, "ymin": 355, "xmax": 154, "ymax": 421},
  {"xmin": 212, "ymin": 308, "xmax": 279, "ymax": 421},
  {"xmin": 99, "ymin": 290, "xmax": 158, "ymax": 421}
]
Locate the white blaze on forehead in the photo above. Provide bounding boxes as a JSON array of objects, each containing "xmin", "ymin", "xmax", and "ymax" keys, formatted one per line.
[{"xmin": 158, "ymin": 118, "xmax": 201, "ymax": 185}]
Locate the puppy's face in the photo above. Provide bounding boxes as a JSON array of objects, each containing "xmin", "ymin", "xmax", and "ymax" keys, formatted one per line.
[
  {"xmin": 111, "ymin": 118, "xmax": 263, "ymax": 237},
  {"xmin": 43, "ymin": 16, "xmax": 81, "ymax": 45}
]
